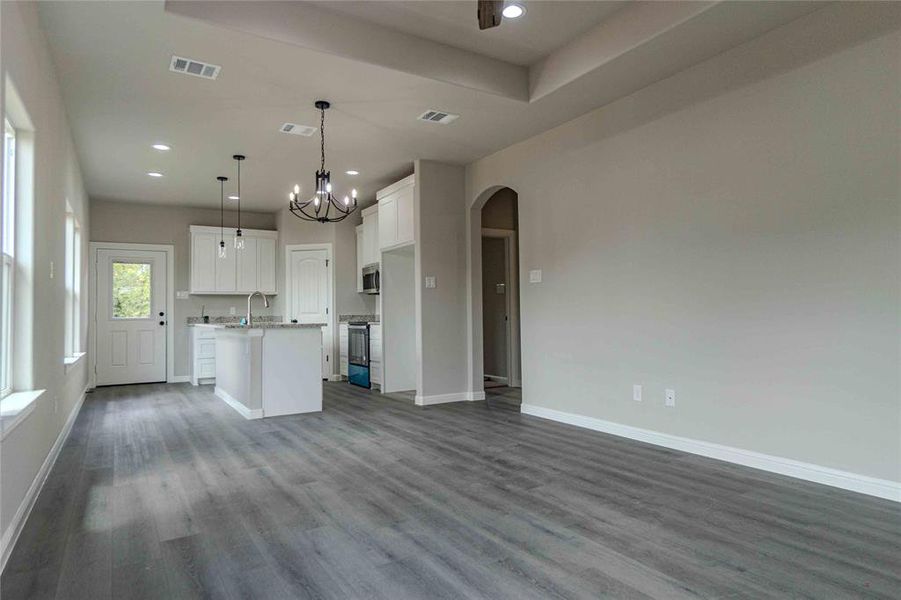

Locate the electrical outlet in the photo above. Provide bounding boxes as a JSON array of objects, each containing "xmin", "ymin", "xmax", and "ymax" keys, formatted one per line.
[
  {"xmin": 424, "ymin": 276, "xmax": 436, "ymax": 289},
  {"xmin": 633, "ymin": 384, "xmax": 642, "ymax": 402},
  {"xmin": 229, "ymin": 307, "xmax": 236, "ymax": 315},
  {"xmin": 665, "ymin": 389, "xmax": 676, "ymax": 407}
]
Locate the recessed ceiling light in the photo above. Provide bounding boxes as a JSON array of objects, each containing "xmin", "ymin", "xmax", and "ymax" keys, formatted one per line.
[
  {"xmin": 345, "ymin": 170, "xmax": 359, "ymax": 176},
  {"xmin": 228, "ymin": 195, "xmax": 239, "ymax": 200},
  {"xmin": 503, "ymin": 3, "xmax": 525, "ymax": 18},
  {"xmin": 152, "ymin": 143, "xmax": 171, "ymax": 151},
  {"xmin": 147, "ymin": 172, "xmax": 164, "ymax": 178}
]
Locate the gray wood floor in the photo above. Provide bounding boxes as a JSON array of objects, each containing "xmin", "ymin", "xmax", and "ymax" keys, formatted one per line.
[{"xmin": 2, "ymin": 382, "xmax": 899, "ymax": 599}]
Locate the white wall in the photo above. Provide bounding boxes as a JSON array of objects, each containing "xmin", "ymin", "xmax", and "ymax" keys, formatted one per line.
[
  {"xmin": 0, "ymin": 1, "xmax": 91, "ymax": 558},
  {"xmin": 89, "ymin": 200, "xmax": 277, "ymax": 377},
  {"xmin": 465, "ymin": 4, "xmax": 901, "ymax": 483},
  {"xmin": 382, "ymin": 245, "xmax": 416, "ymax": 392},
  {"xmin": 274, "ymin": 205, "xmax": 375, "ymax": 376},
  {"xmin": 414, "ymin": 160, "xmax": 468, "ymax": 400}
]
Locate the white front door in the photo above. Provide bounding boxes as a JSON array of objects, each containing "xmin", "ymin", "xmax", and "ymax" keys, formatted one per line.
[
  {"xmin": 95, "ymin": 248, "xmax": 167, "ymax": 385},
  {"xmin": 289, "ymin": 249, "xmax": 331, "ymax": 379}
]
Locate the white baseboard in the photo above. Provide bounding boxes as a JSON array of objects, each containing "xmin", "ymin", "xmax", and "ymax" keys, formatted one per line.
[
  {"xmin": 327, "ymin": 374, "xmax": 343, "ymax": 382},
  {"xmin": 415, "ymin": 390, "xmax": 486, "ymax": 405},
  {"xmin": 520, "ymin": 404, "xmax": 901, "ymax": 503},
  {"xmin": 1, "ymin": 387, "xmax": 88, "ymax": 574},
  {"xmin": 415, "ymin": 392, "xmax": 468, "ymax": 406},
  {"xmin": 484, "ymin": 374, "xmax": 508, "ymax": 384},
  {"xmin": 167, "ymin": 375, "xmax": 190, "ymax": 383},
  {"xmin": 214, "ymin": 387, "xmax": 263, "ymax": 420}
]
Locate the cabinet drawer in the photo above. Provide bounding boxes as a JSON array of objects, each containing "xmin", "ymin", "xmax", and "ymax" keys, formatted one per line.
[
  {"xmin": 197, "ymin": 358, "xmax": 216, "ymax": 379},
  {"xmin": 196, "ymin": 339, "xmax": 216, "ymax": 359}
]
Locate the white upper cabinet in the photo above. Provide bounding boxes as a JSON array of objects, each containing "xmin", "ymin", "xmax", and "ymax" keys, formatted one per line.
[
  {"xmin": 257, "ymin": 237, "xmax": 276, "ymax": 293},
  {"xmin": 362, "ymin": 205, "xmax": 380, "ymax": 267},
  {"xmin": 355, "ymin": 224, "xmax": 364, "ymax": 292},
  {"xmin": 191, "ymin": 231, "xmax": 218, "ymax": 293},
  {"xmin": 377, "ymin": 174, "xmax": 414, "ymax": 251},
  {"xmin": 190, "ymin": 226, "xmax": 278, "ymax": 295}
]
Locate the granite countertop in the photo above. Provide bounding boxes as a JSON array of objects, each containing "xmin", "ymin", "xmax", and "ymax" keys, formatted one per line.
[
  {"xmin": 338, "ymin": 314, "xmax": 380, "ymax": 323},
  {"xmin": 188, "ymin": 316, "xmax": 282, "ymax": 326},
  {"xmin": 195, "ymin": 322, "xmax": 326, "ymax": 330}
]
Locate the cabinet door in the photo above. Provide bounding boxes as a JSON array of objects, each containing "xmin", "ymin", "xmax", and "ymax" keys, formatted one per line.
[
  {"xmin": 364, "ymin": 214, "xmax": 380, "ymax": 266},
  {"xmin": 378, "ymin": 194, "xmax": 397, "ymax": 250},
  {"xmin": 215, "ymin": 239, "xmax": 237, "ymax": 292},
  {"xmin": 191, "ymin": 232, "xmax": 218, "ymax": 292},
  {"xmin": 257, "ymin": 237, "xmax": 276, "ymax": 293},
  {"xmin": 235, "ymin": 236, "xmax": 258, "ymax": 293},
  {"xmin": 396, "ymin": 185, "xmax": 414, "ymax": 245},
  {"xmin": 355, "ymin": 225, "xmax": 364, "ymax": 292}
]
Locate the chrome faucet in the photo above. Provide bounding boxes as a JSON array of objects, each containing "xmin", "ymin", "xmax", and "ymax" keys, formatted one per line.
[{"xmin": 246, "ymin": 291, "xmax": 270, "ymax": 327}]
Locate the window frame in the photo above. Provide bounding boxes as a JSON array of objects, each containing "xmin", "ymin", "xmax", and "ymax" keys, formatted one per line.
[
  {"xmin": 64, "ymin": 204, "xmax": 82, "ymax": 358},
  {"xmin": 2, "ymin": 118, "xmax": 16, "ymax": 398}
]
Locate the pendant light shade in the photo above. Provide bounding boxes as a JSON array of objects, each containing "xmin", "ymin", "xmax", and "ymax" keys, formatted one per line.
[
  {"xmin": 217, "ymin": 176, "xmax": 228, "ymax": 259},
  {"xmin": 288, "ymin": 100, "xmax": 358, "ymax": 223},
  {"xmin": 233, "ymin": 155, "xmax": 245, "ymax": 249}
]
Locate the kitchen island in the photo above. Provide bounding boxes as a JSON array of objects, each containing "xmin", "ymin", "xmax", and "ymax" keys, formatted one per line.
[{"xmin": 197, "ymin": 323, "xmax": 325, "ymax": 419}]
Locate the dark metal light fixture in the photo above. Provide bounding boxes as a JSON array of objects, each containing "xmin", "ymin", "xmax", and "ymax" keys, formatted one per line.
[
  {"xmin": 288, "ymin": 100, "xmax": 357, "ymax": 223},
  {"xmin": 217, "ymin": 176, "xmax": 228, "ymax": 258},
  {"xmin": 233, "ymin": 154, "xmax": 245, "ymax": 249}
]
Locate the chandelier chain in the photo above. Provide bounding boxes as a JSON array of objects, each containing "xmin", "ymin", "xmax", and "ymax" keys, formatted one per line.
[{"xmin": 320, "ymin": 106, "xmax": 326, "ymax": 172}]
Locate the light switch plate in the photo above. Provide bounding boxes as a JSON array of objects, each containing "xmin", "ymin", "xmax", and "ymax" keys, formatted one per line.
[
  {"xmin": 665, "ymin": 389, "xmax": 676, "ymax": 407},
  {"xmin": 425, "ymin": 276, "xmax": 436, "ymax": 289},
  {"xmin": 633, "ymin": 384, "xmax": 642, "ymax": 402},
  {"xmin": 529, "ymin": 269, "xmax": 542, "ymax": 283},
  {"xmin": 495, "ymin": 283, "xmax": 505, "ymax": 295},
  {"xmin": 176, "ymin": 290, "xmax": 190, "ymax": 300},
  {"xmin": 229, "ymin": 306, "xmax": 236, "ymax": 315}
]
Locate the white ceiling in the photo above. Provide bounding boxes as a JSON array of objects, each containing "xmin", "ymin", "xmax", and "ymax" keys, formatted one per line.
[
  {"xmin": 311, "ymin": 1, "xmax": 629, "ymax": 66},
  {"xmin": 38, "ymin": 1, "xmax": 823, "ymax": 212}
]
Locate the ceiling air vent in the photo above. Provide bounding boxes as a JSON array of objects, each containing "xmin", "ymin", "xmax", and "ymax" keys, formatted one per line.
[
  {"xmin": 169, "ymin": 55, "xmax": 221, "ymax": 80},
  {"xmin": 280, "ymin": 123, "xmax": 317, "ymax": 137},
  {"xmin": 418, "ymin": 110, "xmax": 459, "ymax": 125}
]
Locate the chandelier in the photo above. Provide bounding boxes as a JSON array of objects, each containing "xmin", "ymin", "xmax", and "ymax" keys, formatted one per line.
[{"xmin": 288, "ymin": 100, "xmax": 357, "ymax": 223}]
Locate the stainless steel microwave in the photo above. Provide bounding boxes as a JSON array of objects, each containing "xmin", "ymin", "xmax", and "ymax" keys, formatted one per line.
[{"xmin": 362, "ymin": 264, "xmax": 380, "ymax": 294}]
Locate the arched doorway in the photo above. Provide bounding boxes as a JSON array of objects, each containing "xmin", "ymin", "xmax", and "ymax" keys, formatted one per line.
[{"xmin": 469, "ymin": 186, "xmax": 522, "ymax": 406}]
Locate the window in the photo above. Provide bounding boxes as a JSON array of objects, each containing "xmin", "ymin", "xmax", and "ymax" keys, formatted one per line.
[
  {"xmin": 112, "ymin": 261, "xmax": 152, "ymax": 319},
  {"xmin": 1, "ymin": 119, "xmax": 15, "ymax": 398},
  {"xmin": 64, "ymin": 202, "xmax": 82, "ymax": 358}
]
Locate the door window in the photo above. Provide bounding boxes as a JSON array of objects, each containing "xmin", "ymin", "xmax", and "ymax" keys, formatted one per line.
[{"xmin": 111, "ymin": 261, "xmax": 152, "ymax": 319}]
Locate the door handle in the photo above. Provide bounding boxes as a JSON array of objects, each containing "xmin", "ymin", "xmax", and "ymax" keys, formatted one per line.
[
  {"xmin": 159, "ymin": 321, "xmax": 165, "ymax": 326},
  {"xmin": 159, "ymin": 311, "xmax": 165, "ymax": 317}
]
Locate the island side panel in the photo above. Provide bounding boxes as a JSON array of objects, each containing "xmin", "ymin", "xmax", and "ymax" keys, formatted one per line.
[
  {"xmin": 215, "ymin": 329, "xmax": 264, "ymax": 419},
  {"xmin": 261, "ymin": 328, "xmax": 323, "ymax": 416}
]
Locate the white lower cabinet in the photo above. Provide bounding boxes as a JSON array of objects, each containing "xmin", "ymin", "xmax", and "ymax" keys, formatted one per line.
[
  {"xmin": 369, "ymin": 324, "xmax": 382, "ymax": 387},
  {"xmin": 190, "ymin": 326, "xmax": 217, "ymax": 385},
  {"xmin": 339, "ymin": 323, "xmax": 349, "ymax": 377}
]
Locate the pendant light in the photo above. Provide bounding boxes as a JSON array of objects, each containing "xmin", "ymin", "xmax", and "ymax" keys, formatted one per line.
[
  {"xmin": 217, "ymin": 176, "xmax": 228, "ymax": 258},
  {"xmin": 288, "ymin": 100, "xmax": 357, "ymax": 223},
  {"xmin": 233, "ymin": 154, "xmax": 245, "ymax": 249}
]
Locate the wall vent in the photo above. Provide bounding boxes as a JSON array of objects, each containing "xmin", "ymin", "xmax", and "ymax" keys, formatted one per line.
[
  {"xmin": 418, "ymin": 110, "xmax": 459, "ymax": 125},
  {"xmin": 169, "ymin": 55, "xmax": 221, "ymax": 80},
  {"xmin": 280, "ymin": 123, "xmax": 317, "ymax": 137}
]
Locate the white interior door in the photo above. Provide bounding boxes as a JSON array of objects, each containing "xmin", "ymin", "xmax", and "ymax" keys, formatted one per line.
[
  {"xmin": 289, "ymin": 249, "xmax": 331, "ymax": 379},
  {"xmin": 96, "ymin": 248, "xmax": 167, "ymax": 385}
]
